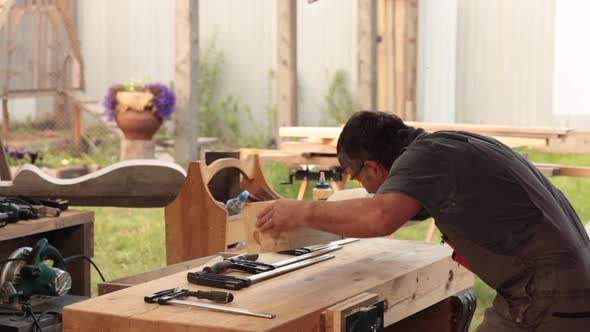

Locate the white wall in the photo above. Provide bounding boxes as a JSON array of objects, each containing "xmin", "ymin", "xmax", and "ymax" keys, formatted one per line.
[
  {"xmin": 417, "ymin": 0, "xmax": 457, "ymax": 123},
  {"xmin": 75, "ymin": 0, "xmax": 590, "ymax": 131}
]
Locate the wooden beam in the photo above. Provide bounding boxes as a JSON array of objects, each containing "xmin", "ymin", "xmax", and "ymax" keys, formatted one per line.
[
  {"xmin": 0, "ymin": 0, "xmax": 15, "ymax": 34},
  {"xmin": 393, "ymin": 0, "xmax": 407, "ymax": 118},
  {"xmin": 0, "ymin": 136, "xmax": 11, "ymax": 180},
  {"xmin": 174, "ymin": 0, "xmax": 200, "ymax": 167},
  {"xmin": 54, "ymin": 0, "xmax": 84, "ymax": 89},
  {"xmin": 277, "ymin": 0, "xmax": 297, "ymax": 130},
  {"xmin": 357, "ymin": 0, "xmax": 377, "ymax": 111},
  {"xmin": 2, "ymin": 98, "xmax": 7, "ymax": 141},
  {"xmin": 405, "ymin": 0, "xmax": 418, "ymax": 120}
]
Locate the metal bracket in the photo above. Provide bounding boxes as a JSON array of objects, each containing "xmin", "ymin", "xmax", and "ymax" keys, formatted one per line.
[{"xmin": 343, "ymin": 300, "xmax": 385, "ymax": 332}]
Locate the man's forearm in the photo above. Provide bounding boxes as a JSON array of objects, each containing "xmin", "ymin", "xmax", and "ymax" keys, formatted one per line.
[{"xmin": 304, "ymin": 198, "xmax": 401, "ymax": 237}]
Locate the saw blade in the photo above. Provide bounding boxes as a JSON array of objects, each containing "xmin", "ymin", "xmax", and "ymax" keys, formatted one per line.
[{"xmin": 0, "ymin": 247, "xmax": 31, "ymax": 293}]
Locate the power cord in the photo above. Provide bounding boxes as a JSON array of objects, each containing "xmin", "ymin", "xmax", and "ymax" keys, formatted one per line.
[
  {"xmin": 0, "ymin": 255, "xmax": 106, "ymax": 283},
  {"xmin": 64, "ymin": 255, "xmax": 106, "ymax": 282}
]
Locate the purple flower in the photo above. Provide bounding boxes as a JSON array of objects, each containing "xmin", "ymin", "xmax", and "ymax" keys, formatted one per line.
[
  {"xmin": 102, "ymin": 82, "xmax": 175, "ymax": 121},
  {"xmin": 3, "ymin": 146, "xmax": 8, "ymax": 153},
  {"xmin": 146, "ymin": 83, "xmax": 176, "ymax": 120},
  {"xmin": 102, "ymin": 84, "xmax": 125, "ymax": 121}
]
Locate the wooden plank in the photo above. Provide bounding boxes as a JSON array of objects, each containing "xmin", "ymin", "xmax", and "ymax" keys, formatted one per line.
[
  {"xmin": 357, "ymin": 0, "xmax": 376, "ymax": 111},
  {"xmin": 1, "ymin": 98, "xmax": 8, "ymax": 141},
  {"xmin": 241, "ymin": 149, "xmax": 340, "ymax": 167},
  {"xmin": 276, "ymin": 0, "xmax": 297, "ymax": 130},
  {"xmin": 0, "ymin": 209, "xmax": 93, "ymax": 241},
  {"xmin": 174, "ymin": 0, "xmax": 199, "ymax": 167},
  {"xmin": 242, "ymin": 201, "xmax": 341, "ymax": 254},
  {"xmin": 98, "ymin": 255, "xmax": 220, "ymax": 296},
  {"xmin": 62, "ymin": 239, "xmax": 473, "ymax": 331},
  {"xmin": 405, "ymin": 0, "xmax": 418, "ymax": 121},
  {"xmin": 393, "ymin": 0, "xmax": 406, "ymax": 117},
  {"xmin": 0, "ymin": 160, "xmax": 186, "ymax": 207},
  {"xmin": 554, "ymin": 165, "xmax": 590, "ymax": 178},
  {"xmin": 280, "ymin": 124, "xmax": 569, "ymax": 140},
  {"xmin": 73, "ymin": 103, "xmax": 82, "ymax": 149},
  {"xmin": 281, "ymin": 141, "xmax": 337, "ymax": 154},
  {"xmin": 279, "ymin": 126, "xmax": 343, "ymax": 139},
  {"xmin": 54, "ymin": 0, "xmax": 84, "ymax": 89},
  {"xmin": 0, "ymin": 0, "xmax": 15, "ymax": 33}
]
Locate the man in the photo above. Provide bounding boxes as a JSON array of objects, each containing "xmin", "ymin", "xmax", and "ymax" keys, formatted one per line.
[{"xmin": 257, "ymin": 111, "xmax": 590, "ymax": 331}]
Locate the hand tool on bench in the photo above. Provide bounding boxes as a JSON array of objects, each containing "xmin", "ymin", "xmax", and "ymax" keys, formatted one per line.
[
  {"xmin": 144, "ymin": 287, "xmax": 234, "ymax": 304},
  {"xmin": 188, "ymin": 245, "xmax": 342, "ymax": 290},
  {"xmin": 144, "ymin": 287, "xmax": 274, "ymax": 319},
  {"xmin": 203, "ymin": 253, "xmax": 263, "ymax": 274},
  {"xmin": 277, "ymin": 237, "xmax": 359, "ymax": 256}
]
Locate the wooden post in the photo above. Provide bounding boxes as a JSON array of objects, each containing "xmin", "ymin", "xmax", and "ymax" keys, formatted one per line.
[
  {"xmin": 120, "ymin": 139, "xmax": 155, "ymax": 160},
  {"xmin": 357, "ymin": 0, "xmax": 377, "ymax": 111},
  {"xmin": 377, "ymin": 0, "xmax": 395, "ymax": 113},
  {"xmin": 405, "ymin": 0, "xmax": 418, "ymax": 121},
  {"xmin": 174, "ymin": 0, "xmax": 200, "ymax": 168},
  {"xmin": 0, "ymin": 137, "xmax": 11, "ymax": 180},
  {"xmin": 375, "ymin": 0, "xmax": 418, "ymax": 120},
  {"xmin": 277, "ymin": 0, "xmax": 297, "ymax": 132},
  {"xmin": 2, "ymin": 98, "xmax": 8, "ymax": 141},
  {"xmin": 73, "ymin": 102, "xmax": 82, "ymax": 150}
]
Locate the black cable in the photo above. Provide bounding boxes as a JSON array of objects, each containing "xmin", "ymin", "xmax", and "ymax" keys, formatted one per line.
[
  {"xmin": 64, "ymin": 255, "xmax": 106, "ymax": 282},
  {"xmin": 21, "ymin": 304, "xmax": 43, "ymax": 332}
]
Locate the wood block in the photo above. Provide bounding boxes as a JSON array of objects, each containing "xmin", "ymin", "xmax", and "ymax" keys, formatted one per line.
[{"xmin": 242, "ymin": 201, "xmax": 342, "ymax": 254}]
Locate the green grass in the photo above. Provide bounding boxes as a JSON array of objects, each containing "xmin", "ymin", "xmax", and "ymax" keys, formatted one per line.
[{"xmin": 82, "ymin": 150, "xmax": 590, "ymax": 331}]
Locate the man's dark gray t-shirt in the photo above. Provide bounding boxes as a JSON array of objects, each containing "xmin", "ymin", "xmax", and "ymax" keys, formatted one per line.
[{"xmin": 377, "ymin": 130, "xmax": 590, "ymax": 290}]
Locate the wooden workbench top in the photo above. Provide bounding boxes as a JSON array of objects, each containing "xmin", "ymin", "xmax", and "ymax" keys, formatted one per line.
[
  {"xmin": 63, "ymin": 238, "xmax": 473, "ymax": 332},
  {"xmin": 0, "ymin": 210, "xmax": 94, "ymax": 241}
]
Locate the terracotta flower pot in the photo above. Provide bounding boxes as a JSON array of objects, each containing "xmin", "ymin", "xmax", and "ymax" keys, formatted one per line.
[{"xmin": 115, "ymin": 110, "xmax": 162, "ymax": 140}]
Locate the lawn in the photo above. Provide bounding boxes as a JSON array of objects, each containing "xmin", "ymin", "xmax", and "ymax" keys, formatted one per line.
[{"xmin": 81, "ymin": 149, "xmax": 590, "ymax": 331}]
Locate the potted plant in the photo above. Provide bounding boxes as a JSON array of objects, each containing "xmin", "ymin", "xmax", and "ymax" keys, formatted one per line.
[{"xmin": 102, "ymin": 81, "xmax": 175, "ymax": 140}]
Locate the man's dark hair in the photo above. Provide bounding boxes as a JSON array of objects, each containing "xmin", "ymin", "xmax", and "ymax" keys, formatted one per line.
[{"xmin": 337, "ymin": 111, "xmax": 424, "ymax": 171}]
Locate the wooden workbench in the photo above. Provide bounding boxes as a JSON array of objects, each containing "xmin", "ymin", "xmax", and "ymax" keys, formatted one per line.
[
  {"xmin": 63, "ymin": 238, "xmax": 473, "ymax": 331},
  {"xmin": 0, "ymin": 210, "xmax": 94, "ymax": 296}
]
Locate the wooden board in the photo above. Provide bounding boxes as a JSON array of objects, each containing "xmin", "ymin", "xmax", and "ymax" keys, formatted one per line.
[
  {"xmin": 0, "ymin": 160, "xmax": 186, "ymax": 207},
  {"xmin": 62, "ymin": 238, "xmax": 474, "ymax": 331},
  {"xmin": 0, "ymin": 210, "xmax": 93, "ymax": 241},
  {"xmin": 241, "ymin": 201, "xmax": 341, "ymax": 254}
]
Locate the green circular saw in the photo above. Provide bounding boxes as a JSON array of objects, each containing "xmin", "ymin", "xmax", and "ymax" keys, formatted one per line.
[{"xmin": 0, "ymin": 238, "xmax": 72, "ymax": 304}]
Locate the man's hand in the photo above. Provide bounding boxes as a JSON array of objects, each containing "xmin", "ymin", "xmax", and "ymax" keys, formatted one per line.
[{"xmin": 256, "ymin": 199, "xmax": 311, "ymax": 236}]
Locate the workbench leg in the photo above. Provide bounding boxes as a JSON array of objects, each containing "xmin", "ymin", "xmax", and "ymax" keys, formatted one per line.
[{"xmin": 297, "ymin": 178, "xmax": 308, "ymax": 200}]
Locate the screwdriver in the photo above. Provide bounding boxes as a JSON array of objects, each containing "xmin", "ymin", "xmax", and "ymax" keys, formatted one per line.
[{"xmin": 157, "ymin": 289, "xmax": 234, "ymax": 304}]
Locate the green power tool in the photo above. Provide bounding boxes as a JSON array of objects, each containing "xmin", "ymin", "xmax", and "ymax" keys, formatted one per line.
[{"xmin": 0, "ymin": 238, "xmax": 72, "ymax": 303}]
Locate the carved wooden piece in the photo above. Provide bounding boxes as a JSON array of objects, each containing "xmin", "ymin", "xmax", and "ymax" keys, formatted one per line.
[
  {"xmin": 165, "ymin": 155, "xmax": 282, "ymax": 265},
  {"xmin": 0, "ymin": 160, "xmax": 186, "ymax": 207}
]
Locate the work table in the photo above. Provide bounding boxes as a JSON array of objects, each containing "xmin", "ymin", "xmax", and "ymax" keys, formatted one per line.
[{"xmin": 63, "ymin": 238, "xmax": 473, "ymax": 331}]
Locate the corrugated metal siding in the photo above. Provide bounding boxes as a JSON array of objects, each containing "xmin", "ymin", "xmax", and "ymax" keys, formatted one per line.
[
  {"xmin": 454, "ymin": 0, "xmax": 590, "ymax": 127},
  {"xmin": 417, "ymin": 0, "xmax": 457, "ymax": 123},
  {"xmin": 76, "ymin": 0, "xmax": 357, "ymax": 134},
  {"xmin": 297, "ymin": 0, "xmax": 357, "ymax": 126},
  {"xmin": 77, "ymin": 0, "xmax": 175, "ymax": 104}
]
